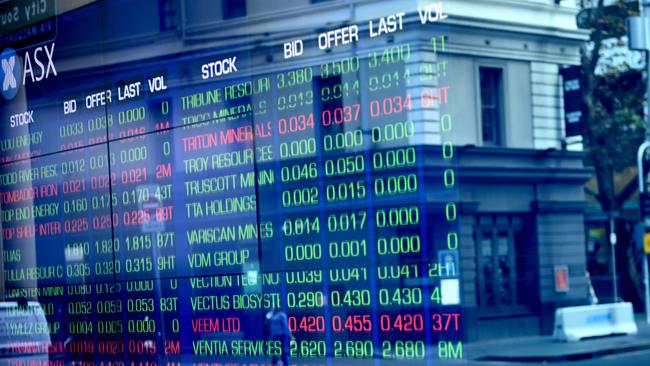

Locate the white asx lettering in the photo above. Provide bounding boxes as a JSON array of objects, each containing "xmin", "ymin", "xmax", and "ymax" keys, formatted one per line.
[{"xmin": 22, "ymin": 42, "xmax": 57, "ymax": 84}]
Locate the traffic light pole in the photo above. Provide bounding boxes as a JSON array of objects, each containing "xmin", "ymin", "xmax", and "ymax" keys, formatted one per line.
[{"xmin": 637, "ymin": 141, "xmax": 650, "ymax": 324}]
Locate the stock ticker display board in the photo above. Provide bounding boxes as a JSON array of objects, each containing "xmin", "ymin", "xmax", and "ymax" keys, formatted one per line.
[{"xmin": 0, "ymin": 0, "xmax": 463, "ymax": 364}]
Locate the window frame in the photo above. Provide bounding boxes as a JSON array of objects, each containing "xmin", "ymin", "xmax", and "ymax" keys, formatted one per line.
[{"xmin": 475, "ymin": 63, "xmax": 507, "ymax": 146}]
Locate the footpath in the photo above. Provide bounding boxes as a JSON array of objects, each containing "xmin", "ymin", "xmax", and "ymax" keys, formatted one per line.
[{"xmin": 466, "ymin": 318, "xmax": 650, "ymax": 363}]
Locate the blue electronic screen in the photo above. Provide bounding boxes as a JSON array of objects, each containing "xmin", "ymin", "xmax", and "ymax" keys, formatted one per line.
[{"xmin": 0, "ymin": 1, "xmax": 463, "ymax": 364}]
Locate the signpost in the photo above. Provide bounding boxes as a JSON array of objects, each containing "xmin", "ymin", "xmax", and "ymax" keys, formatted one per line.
[{"xmin": 554, "ymin": 265, "xmax": 570, "ymax": 293}]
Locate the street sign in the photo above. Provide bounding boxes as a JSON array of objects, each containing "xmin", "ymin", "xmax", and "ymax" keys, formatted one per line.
[
  {"xmin": 554, "ymin": 265, "xmax": 570, "ymax": 293},
  {"xmin": 628, "ymin": 16, "xmax": 650, "ymax": 50},
  {"xmin": 440, "ymin": 279, "xmax": 460, "ymax": 306},
  {"xmin": 559, "ymin": 66, "xmax": 586, "ymax": 138},
  {"xmin": 0, "ymin": 0, "xmax": 57, "ymax": 49},
  {"xmin": 438, "ymin": 250, "xmax": 459, "ymax": 278}
]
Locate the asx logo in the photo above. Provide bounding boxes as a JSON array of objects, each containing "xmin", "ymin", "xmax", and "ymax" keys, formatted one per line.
[{"xmin": 0, "ymin": 42, "xmax": 57, "ymax": 100}]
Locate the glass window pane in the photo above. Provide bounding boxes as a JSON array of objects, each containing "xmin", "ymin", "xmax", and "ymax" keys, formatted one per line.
[{"xmin": 479, "ymin": 67, "xmax": 503, "ymax": 145}]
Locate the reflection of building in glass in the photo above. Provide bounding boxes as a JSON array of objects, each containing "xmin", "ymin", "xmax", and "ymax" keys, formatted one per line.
[
  {"xmin": 0, "ymin": 0, "xmax": 593, "ymax": 352},
  {"xmin": 165, "ymin": 0, "xmax": 583, "ymax": 342},
  {"xmin": 417, "ymin": 0, "xmax": 591, "ymax": 341}
]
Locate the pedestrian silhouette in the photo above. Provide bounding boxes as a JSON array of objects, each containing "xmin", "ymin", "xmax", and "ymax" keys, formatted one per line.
[{"xmin": 266, "ymin": 307, "xmax": 293, "ymax": 366}]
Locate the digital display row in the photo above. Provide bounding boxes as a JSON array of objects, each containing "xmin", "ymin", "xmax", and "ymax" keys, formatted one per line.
[{"xmin": 0, "ymin": 2, "xmax": 463, "ymax": 364}]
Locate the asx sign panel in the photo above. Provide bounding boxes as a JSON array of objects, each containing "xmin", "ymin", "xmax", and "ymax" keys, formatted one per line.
[{"xmin": 0, "ymin": 42, "xmax": 56, "ymax": 100}]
